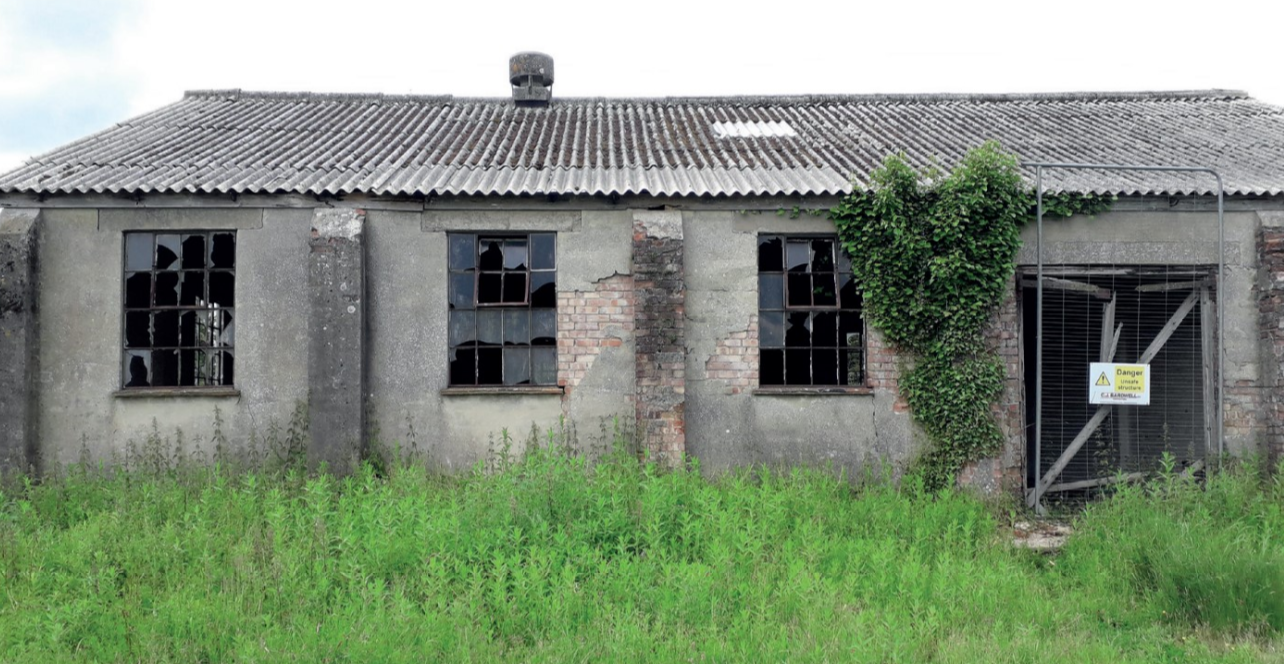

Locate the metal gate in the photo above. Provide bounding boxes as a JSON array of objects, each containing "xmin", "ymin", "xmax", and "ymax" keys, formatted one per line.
[{"xmin": 1024, "ymin": 163, "xmax": 1225, "ymax": 510}]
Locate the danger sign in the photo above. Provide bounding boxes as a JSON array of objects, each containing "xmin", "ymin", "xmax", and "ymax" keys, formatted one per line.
[{"xmin": 1089, "ymin": 362, "xmax": 1150, "ymax": 405}]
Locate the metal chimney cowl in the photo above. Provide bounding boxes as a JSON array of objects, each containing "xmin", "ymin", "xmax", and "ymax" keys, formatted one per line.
[{"xmin": 510, "ymin": 52, "xmax": 554, "ymax": 105}]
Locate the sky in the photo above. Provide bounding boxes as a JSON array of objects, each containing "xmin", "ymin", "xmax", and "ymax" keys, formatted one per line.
[{"xmin": 2, "ymin": 0, "xmax": 1282, "ymax": 173}]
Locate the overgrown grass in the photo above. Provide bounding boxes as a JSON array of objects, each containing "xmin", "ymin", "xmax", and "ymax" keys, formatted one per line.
[{"xmin": 1, "ymin": 435, "xmax": 1281, "ymax": 662}]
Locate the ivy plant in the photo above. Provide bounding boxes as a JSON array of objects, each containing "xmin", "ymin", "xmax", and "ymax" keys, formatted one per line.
[{"xmin": 830, "ymin": 141, "xmax": 1111, "ymax": 489}]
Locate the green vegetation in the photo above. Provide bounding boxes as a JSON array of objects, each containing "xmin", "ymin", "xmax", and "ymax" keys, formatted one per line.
[
  {"xmin": 1, "ymin": 433, "xmax": 1280, "ymax": 662},
  {"xmin": 830, "ymin": 143, "xmax": 1112, "ymax": 488}
]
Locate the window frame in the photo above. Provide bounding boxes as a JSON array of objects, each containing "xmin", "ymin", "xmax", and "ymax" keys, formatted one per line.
[
  {"xmin": 119, "ymin": 230, "xmax": 237, "ymax": 391},
  {"xmin": 446, "ymin": 232, "xmax": 559, "ymax": 388},
  {"xmin": 756, "ymin": 233, "xmax": 866, "ymax": 390}
]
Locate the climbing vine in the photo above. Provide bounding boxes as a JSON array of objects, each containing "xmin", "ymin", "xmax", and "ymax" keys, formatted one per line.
[{"xmin": 830, "ymin": 141, "xmax": 1111, "ymax": 489}]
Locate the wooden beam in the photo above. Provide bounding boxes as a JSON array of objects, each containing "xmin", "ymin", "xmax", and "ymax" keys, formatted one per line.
[
  {"xmin": 1020, "ymin": 276, "xmax": 1113, "ymax": 300},
  {"xmin": 1138, "ymin": 290, "xmax": 1200, "ymax": 364},
  {"xmin": 1045, "ymin": 471, "xmax": 1145, "ymax": 493},
  {"xmin": 1136, "ymin": 279, "xmax": 1212, "ymax": 292},
  {"xmin": 1100, "ymin": 298, "xmax": 1117, "ymax": 363},
  {"xmin": 1030, "ymin": 406, "xmax": 1112, "ymax": 505}
]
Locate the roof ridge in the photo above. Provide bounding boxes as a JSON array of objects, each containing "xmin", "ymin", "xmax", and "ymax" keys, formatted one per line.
[{"xmin": 182, "ymin": 89, "xmax": 1252, "ymax": 105}]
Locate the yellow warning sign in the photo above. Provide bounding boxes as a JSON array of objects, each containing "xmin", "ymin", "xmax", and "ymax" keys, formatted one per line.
[
  {"xmin": 1114, "ymin": 365, "xmax": 1146, "ymax": 393},
  {"xmin": 1089, "ymin": 362, "xmax": 1151, "ymax": 405}
]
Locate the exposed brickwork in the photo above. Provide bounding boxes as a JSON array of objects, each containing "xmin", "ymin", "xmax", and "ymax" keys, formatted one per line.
[
  {"xmin": 962, "ymin": 280, "xmax": 1025, "ymax": 492},
  {"xmin": 632, "ymin": 213, "xmax": 686, "ymax": 463},
  {"xmin": 556, "ymin": 275, "xmax": 635, "ymax": 393},
  {"xmin": 1258, "ymin": 227, "xmax": 1284, "ymax": 463},
  {"xmin": 865, "ymin": 328, "xmax": 908, "ymax": 411},
  {"xmin": 705, "ymin": 316, "xmax": 759, "ymax": 394}
]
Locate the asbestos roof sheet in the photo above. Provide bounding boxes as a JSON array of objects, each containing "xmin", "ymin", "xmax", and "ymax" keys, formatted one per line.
[{"xmin": 3, "ymin": 89, "xmax": 1283, "ymax": 198}]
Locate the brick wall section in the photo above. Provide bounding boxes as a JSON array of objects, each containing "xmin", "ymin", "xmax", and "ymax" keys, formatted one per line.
[
  {"xmin": 960, "ymin": 280, "xmax": 1024, "ymax": 492},
  {"xmin": 632, "ymin": 213, "xmax": 686, "ymax": 463},
  {"xmin": 705, "ymin": 316, "xmax": 759, "ymax": 394},
  {"xmin": 557, "ymin": 275, "xmax": 635, "ymax": 393},
  {"xmin": 865, "ymin": 328, "xmax": 906, "ymax": 411},
  {"xmin": 1258, "ymin": 226, "xmax": 1284, "ymax": 463}
]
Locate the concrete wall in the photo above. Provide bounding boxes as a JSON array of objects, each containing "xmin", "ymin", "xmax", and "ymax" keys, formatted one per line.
[
  {"xmin": 683, "ymin": 210, "xmax": 916, "ymax": 476},
  {"xmin": 14, "ymin": 196, "xmax": 1278, "ymax": 482},
  {"xmin": 35, "ymin": 208, "xmax": 309, "ymax": 465}
]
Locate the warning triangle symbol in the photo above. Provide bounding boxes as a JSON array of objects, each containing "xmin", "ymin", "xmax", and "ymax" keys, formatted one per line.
[{"xmin": 1095, "ymin": 372, "xmax": 1111, "ymax": 387}]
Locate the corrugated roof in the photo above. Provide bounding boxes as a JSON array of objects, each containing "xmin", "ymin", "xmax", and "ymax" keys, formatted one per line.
[{"xmin": 2, "ymin": 89, "xmax": 1282, "ymax": 198}]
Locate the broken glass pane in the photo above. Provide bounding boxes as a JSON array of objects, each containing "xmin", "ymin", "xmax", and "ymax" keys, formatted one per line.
[
  {"xmin": 219, "ymin": 352, "xmax": 234, "ymax": 386},
  {"xmin": 812, "ymin": 239, "xmax": 835, "ymax": 272},
  {"xmin": 532, "ymin": 348, "xmax": 556, "ymax": 385},
  {"xmin": 839, "ymin": 312, "xmax": 862, "ymax": 346},
  {"xmin": 182, "ymin": 235, "xmax": 207, "ymax": 269},
  {"xmin": 450, "ymin": 273, "xmax": 475, "ymax": 309},
  {"xmin": 124, "ymin": 351, "xmax": 151, "ymax": 388},
  {"xmin": 182, "ymin": 311, "xmax": 213, "ymax": 348},
  {"xmin": 503, "ymin": 273, "xmax": 527, "ymax": 303},
  {"xmin": 210, "ymin": 233, "xmax": 235, "ymax": 269},
  {"xmin": 531, "ymin": 309, "xmax": 556, "ymax": 345},
  {"xmin": 812, "ymin": 311, "xmax": 838, "ymax": 347},
  {"xmin": 813, "ymin": 273, "xmax": 837, "ymax": 307},
  {"xmin": 209, "ymin": 271, "xmax": 234, "ymax": 307},
  {"xmin": 180, "ymin": 271, "xmax": 206, "ymax": 306},
  {"xmin": 179, "ymin": 311, "xmax": 199, "ymax": 348},
  {"xmin": 759, "ymin": 274, "xmax": 783, "ymax": 309},
  {"xmin": 503, "ymin": 348, "xmax": 530, "ymax": 385},
  {"xmin": 449, "ymin": 310, "xmax": 475, "ymax": 347},
  {"xmin": 155, "ymin": 235, "xmax": 181, "ymax": 270},
  {"xmin": 476, "ymin": 310, "xmax": 502, "ymax": 345},
  {"xmin": 785, "ymin": 348, "xmax": 810, "ymax": 385},
  {"xmin": 125, "ymin": 272, "xmax": 151, "ymax": 308},
  {"xmin": 759, "ymin": 311, "xmax": 784, "ymax": 347},
  {"xmin": 125, "ymin": 311, "xmax": 151, "ymax": 348},
  {"xmin": 813, "ymin": 349, "xmax": 839, "ymax": 385},
  {"xmin": 219, "ymin": 310, "xmax": 235, "ymax": 347},
  {"xmin": 842, "ymin": 349, "xmax": 862, "ymax": 385},
  {"xmin": 153, "ymin": 311, "xmax": 180, "ymax": 347},
  {"xmin": 760, "ymin": 349, "xmax": 784, "ymax": 385},
  {"xmin": 503, "ymin": 240, "xmax": 527, "ymax": 270},
  {"xmin": 152, "ymin": 349, "xmax": 179, "ymax": 386},
  {"xmin": 450, "ymin": 348, "xmax": 476, "ymax": 385},
  {"xmin": 125, "ymin": 234, "xmax": 153, "ymax": 272},
  {"xmin": 448, "ymin": 234, "xmax": 475, "ymax": 270},
  {"xmin": 785, "ymin": 312, "xmax": 811, "ymax": 347},
  {"xmin": 837, "ymin": 247, "xmax": 852, "ymax": 274},
  {"xmin": 786, "ymin": 240, "xmax": 810, "ymax": 272},
  {"xmin": 478, "ymin": 273, "xmax": 502, "ymax": 304},
  {"xmin": 840, "ymin": 275, "xmax": 860, "ymax": 309},
  {"xmin": 477, "ymin": 348, "xmax": 503, "ymax": 384},
  {"xmin": 758, "ymin": 237, "xmax": 783, "ymax": 272},
  {"xmin": 180, "ymin": 349, "xmax": 202, "ymax": 386},
  {"xmin": 531, "ymin": 234, "xmax": 555, "ymax": 270},
  {"xmin": 530, "ymin": 272, "xmax": 556, "ymax": 307},
  {"xmin": 154, "ymin": 272, "xmax": 179, "ymax": 306},
  {"xmin": 787, "ymin": 273, "xmax": 810, "ymax": 307},
  {"xmin": 478, "ymin": 240, "xmax": 504, "ymax": 270},
  {"xmin": 503, "ymin": 309, "xmax": 529, "ymax": 345}
]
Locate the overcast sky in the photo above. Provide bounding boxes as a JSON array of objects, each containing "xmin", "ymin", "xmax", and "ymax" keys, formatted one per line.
[{"xmin": 2, "ymin": 0, "xmax": 1281, "ymax": 173}]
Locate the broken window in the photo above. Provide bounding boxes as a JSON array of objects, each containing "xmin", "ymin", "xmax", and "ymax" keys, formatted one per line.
[
  {"xmin": 758, "ymin": 235, "xmax": 863, "ymax": 386},
  {"xmin": 122, "ymin": 231, "xmax": 235, "ymax": 388},
  {"xmin": 448, "ymin": 233, "xmax": 557, "ymax": 386}
]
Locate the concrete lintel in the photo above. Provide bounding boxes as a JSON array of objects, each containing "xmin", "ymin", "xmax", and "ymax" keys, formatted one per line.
[
  {"xmin": 0, "ymin": 208, "xmax": 41, "ymax": 478},
  {"xmin": 308, "ymin": 208, "xmax": 366, "ymax": 475}
]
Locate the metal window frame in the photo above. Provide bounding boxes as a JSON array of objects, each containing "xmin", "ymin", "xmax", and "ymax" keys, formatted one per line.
[
  {"xmin": 757, "ymin": 233, "xmax": 866, "ymax": 387},
  {"xmin": 119, "ymin": 230, "xmax": 236, "ymax": 389}
]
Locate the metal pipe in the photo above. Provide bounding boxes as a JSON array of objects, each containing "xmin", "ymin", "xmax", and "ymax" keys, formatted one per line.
[
  {"xmin": 1019, "ymin": 162, "xmax": 1225, "ymax": 504},
  {"xmin": 1031, "ymin": 165, "xmax": 1044, "ymax": 509}
]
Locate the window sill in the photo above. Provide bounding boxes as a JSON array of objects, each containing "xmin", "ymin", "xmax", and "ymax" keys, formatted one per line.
[
  {"xmin": 113, "ymin": 387, "xmax": 241, "ymax": 399},
  {"xmin": 752, "ymin": 386, "xmax": 874, "ymax": 396},
  {"xmin": 440, "ymin": 386, "xmax": 564, "ymax": 396}
]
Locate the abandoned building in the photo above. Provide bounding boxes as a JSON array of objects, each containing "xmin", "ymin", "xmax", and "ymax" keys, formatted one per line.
[{"xmin": 4, "ymin": 53, "xmax": 1284, "ymax": 499}]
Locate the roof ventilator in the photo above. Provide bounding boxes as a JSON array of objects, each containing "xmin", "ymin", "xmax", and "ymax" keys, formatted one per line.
[{"xmin": 510, "ymin": 52, "xmax": 554, "ymax": 105}]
